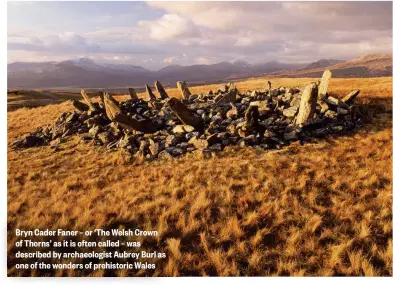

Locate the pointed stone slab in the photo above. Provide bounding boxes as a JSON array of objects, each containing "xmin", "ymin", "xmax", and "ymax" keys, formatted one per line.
[
  {"xmin": 103, "ymin": 93, "xmax": 119, "ymax": 121},
  {"xmin": 71, "ymin": 99, "xmax": 89, "ymax": 112},
  {"xmin": 104, "ymin": 92, "xmax": 119, "ymax": 107},
  {"xmin": 167, "ymin": 98, "xmax": 203, "ymax": 131},
  {"xmin": 177, "ymin": 81, "xmax": 191, "ymax": 99},
  {"xmin": 81, "ymin": 89, "xmax": 97, "ymax": 111},
  {"xmin": 226, "ymin": 102, "xmax": 238, "ymax": 119},
  {"xmin": 296, "ymin": 82, "xmax": 318, "ymax": 127},
  {"xmin": 318, "ymin": 70, "xmax": 332, "ymax": 100},
  {"xmin": 103, "ymin": 93, "xmax": 158, "ymax": 133},
  {"xmin": 244, "ymin": 105, "xmax": 259, "ymax": 130},
  {"xmin": 128, "ymin": 88, "xmax": 138, "ymax": 100},
  {"xmin": 145, "ymin": 84, "xmax": 156, "ymax": 101},
  {"xmin": 155, "ymin": 81, "xmax": 169, "ymax": 99},
  {"xmin": 342, "ymin": 89, "xmax": 360, "ymax": 104},
  {"xmin": 216, "ymin": 87, "xmax": 237, "ymax": 104}
]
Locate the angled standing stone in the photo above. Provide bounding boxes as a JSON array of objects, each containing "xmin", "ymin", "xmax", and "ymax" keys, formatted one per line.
[
  {"xmin": 103, "ymin": 93, "xmax": 119, "ymax": 121},
  {"xmin": 103, "ymin": 93, "xmax": 158, "ymax": 133},
  {"xmin": 71, "ymin": 99, "xmax": 89, "ymax": 112},
  {"xmin": 342, "ymin": 89, "xmax": 360, "ymax": 104},
  {"xmin": 318, "ymin": 70, "xmax": 332, "ymax": 100},
  {"xmin": 216, "ymin": 86, "xmax": 237, "ymax": 104},
  {"xmin": 145, "ymin": 84, "xmax": 156, "ymax": 101},
  {"xmin": 167, "ymin": 98, "xmax": 203, "ymax": 131},
  {"xmin": 104, "ymin": 92, "xmax": 119, "ymax": 107},
  {"xmin": 296, "ymin": 82, "xmax": 318, "ymax": 127},
  {"xmin": 177, "ymin": 81, "xmax": 191, "ymax": 99},
  {"xmin": 155, "ymin": 81, "xmax": 169, "ymax": 99},
  {"xmin": 81, "ymin": 89, "xmax": 97, "ymax": 111},
  {"xmin": 226, "ymin": 103, "xmax": 238, "ymax": 119},
  {"xmin": 244, "ymin": 105, "xmax": 259, "ymax": 130},
  {"xmin": 128, "ymin": 88, "xmax": 138, "ymax": 100}
]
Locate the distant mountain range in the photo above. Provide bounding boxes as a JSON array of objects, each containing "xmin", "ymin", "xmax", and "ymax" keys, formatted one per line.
[
  {"xmin": 7, "ymin": 54, "xmax": 392, "ymax": 89},
  {"xmin": 298, "ymin": 59, "xmax": 345, "ymax": 71},
  {"xmin": 276, "ymin": 54, "xmax": 392, "ymax": 78}
]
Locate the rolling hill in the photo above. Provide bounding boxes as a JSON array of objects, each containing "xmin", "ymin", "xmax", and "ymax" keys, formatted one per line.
[
  {"xmin": 277, "ymin": 54, "xmax": 392, "ymax": 78},
  {"xmin": 6, "ymin": 58, "xmax": 301, "ymax": 89},
  {"xmin": 7, "ymin": 54, "xmax": 392, "ymax": 89}
]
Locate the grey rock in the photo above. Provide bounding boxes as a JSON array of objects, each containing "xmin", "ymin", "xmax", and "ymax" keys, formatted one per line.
[
  {"xmin": 284, "ymin": 131, "xmax": 298, "ymax": 141},
  {"xmin": 89, "ymin": 125, "xmax": 102, "ymax": 137},
  {"xmin": 337, "ymin": 107, "xmax": 348, "ymax": 115},
  {"xmin": 283, "ymin": 106, "xmax": 298, "ymax": 118},
  {"xmin": 325, "ymin": 110, "xmax": 337, "ymax": 119},
  {"xmin": 185, "ymin": 132, "xmax": 199, "ymax": 140},
  {"xmin": 158, "ymin": 150, "xmax": 173, "ymax": 160},
  {"xmin": 209, "ymin": 143, "xmax": 222, "ymax": 151},
  {"xmin": 97, "ymin": 131, "xmax": 112, "ymax": 144},
  {"xmin": 165, "ymin": 135, "xmax": 181, "ymax": 147}
]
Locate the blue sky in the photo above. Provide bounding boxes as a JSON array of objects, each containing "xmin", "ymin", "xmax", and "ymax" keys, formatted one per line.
[{"xmin": 7, "ymin": 1, "xmax": 393, "ymax": 70}]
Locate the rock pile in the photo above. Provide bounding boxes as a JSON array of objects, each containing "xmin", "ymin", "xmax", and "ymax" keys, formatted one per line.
[{"xmin": 10, "ymin": 70, "xmax": 369, "ymax": 161}]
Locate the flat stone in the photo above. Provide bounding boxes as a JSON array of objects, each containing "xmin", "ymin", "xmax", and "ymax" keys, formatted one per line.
[
  {"xmin": 209, "ymin": 143, "xmax": 222, "ymax": 151},
  {"xmin": 89, "ymin": 125, "xmax": 102, "ymax": 137},
  {"xmin": 342, "ymin": 90, "xmax": 360, "ymax": 104},
  {"xmin": 158, "ymin": 150, "xmax": 173, "ymax": 160},
  {"xmin": 325, "ymin": 110, "xmax": 337, "ymax": 119},
  {"xmin": 171, "ymin": 148, "xmax": 184, "ymax": 156},
  {"xmin": 337, "ymin": 107, "xmax": 348, "ymax": 115},
  {"xmin": 185, "ymin": 132, "xmax": 199, "ymax": 140},
  {"xmin": 148, "ymin": 139, "xmax": 160, "ymax": 156},
  {"xmin": 97, "ymin": 131, "xmax": 112, "ymax": 144},
  {"xmin": 284, "ymin": 131, "xmax": 298, "ymax": 141},
  {"xmin": 189, "ymin": 136, "xmax": 209, "ymax": 149},
  {"xmin": 173, "ymin": 125, "xmax": 195, "ymax": 133},
  {"xmin": 283, "ymin": 106, "xmax": 298, "ymax": 118}
]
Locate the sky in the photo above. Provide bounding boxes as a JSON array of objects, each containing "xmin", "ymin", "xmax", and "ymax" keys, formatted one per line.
[{"xmin": 7, "ymin": 1, "xmax": 393, "ymax": 70}]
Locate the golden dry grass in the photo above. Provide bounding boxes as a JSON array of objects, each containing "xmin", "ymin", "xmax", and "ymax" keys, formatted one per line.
[
  {"xmin": 7, "ymin": 90, "xmax": 82, "ymax": 111},
  {"xmin": 7, "ymin": 77, "xmax": 392, "ymax": 276}
]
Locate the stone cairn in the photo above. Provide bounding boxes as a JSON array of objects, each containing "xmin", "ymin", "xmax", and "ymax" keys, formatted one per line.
[{"xmin": 10, "ymin": 70, "xmax": 368, "ymax": 161}]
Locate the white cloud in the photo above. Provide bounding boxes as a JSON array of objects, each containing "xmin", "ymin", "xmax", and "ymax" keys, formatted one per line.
[
  {"xmin": 138, "ymin": 14, "xmax": 199, "ymax": 40},
  {"xmin": 163, "ymin": 56, "xmax": 174, "ymax": 63},
  {"xmin": 194, "ymin": 57, "xmax": 214, "ymax": 65},
  {"xmin": 7, "ymin": 2, "xmax": 392, "ymax": 69}
]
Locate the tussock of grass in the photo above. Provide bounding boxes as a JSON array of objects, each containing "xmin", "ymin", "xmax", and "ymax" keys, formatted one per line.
[{"xmin": 7, "ymin": 77, "xmax": 392, "ymax": 276}]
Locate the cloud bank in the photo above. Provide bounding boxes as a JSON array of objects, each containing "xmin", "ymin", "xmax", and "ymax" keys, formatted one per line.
[{"xmin": 7, "ymin": 1, "xmax": 392, "ymax": 69}]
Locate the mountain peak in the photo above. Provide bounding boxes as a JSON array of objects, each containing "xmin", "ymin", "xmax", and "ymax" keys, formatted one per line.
[
  {"xmin": 71, "ymin": 57, "xmax": 96, "ymax": 65},
  {"xmin": 299, "ymin": 59, "xmax": 344, "ymax": 71},
  {"xmin": 350, "ymin": 53, "xmax": 392, "ymax": 63},
  {"xmin": 231, "ymin": 59, "xmax": 251, "ymax": 67}
]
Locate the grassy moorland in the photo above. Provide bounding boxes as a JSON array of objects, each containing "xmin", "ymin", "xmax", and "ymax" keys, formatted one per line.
[{"xmin": 7, "ymin": 77, "xmax": 392, "ymax": 276}]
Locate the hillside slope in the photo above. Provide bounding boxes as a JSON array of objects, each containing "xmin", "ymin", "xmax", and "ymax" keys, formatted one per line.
[{"xmin": 278, "ymin": 54, "xmax": 392, "ymax": 78}]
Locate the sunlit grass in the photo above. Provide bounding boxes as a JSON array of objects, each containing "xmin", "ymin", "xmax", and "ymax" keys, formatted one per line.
[{"xmin": 7, "ymin": 77, "xmax": 392, "ymax": 276}]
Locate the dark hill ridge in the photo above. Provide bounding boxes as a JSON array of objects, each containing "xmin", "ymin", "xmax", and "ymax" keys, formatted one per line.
[
  {"xmin": 7, "ymin": 59, "xmax": 301, "ymax": 89},
  {"xmin": 7, "ymin": 54, "xmax": 392, "ymax": 89},
  {"xmin": 299, "ymin": 59, "xmax": 345, "ymax": 71},
  {"xmin": 276, "ymin": 54, "xmax": 392, "ymax": 78}
]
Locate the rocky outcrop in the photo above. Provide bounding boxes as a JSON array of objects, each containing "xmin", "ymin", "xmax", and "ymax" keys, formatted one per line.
[{"xmin": 10, "ymin": 70, "xmax": 368, "ymax": 162}]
